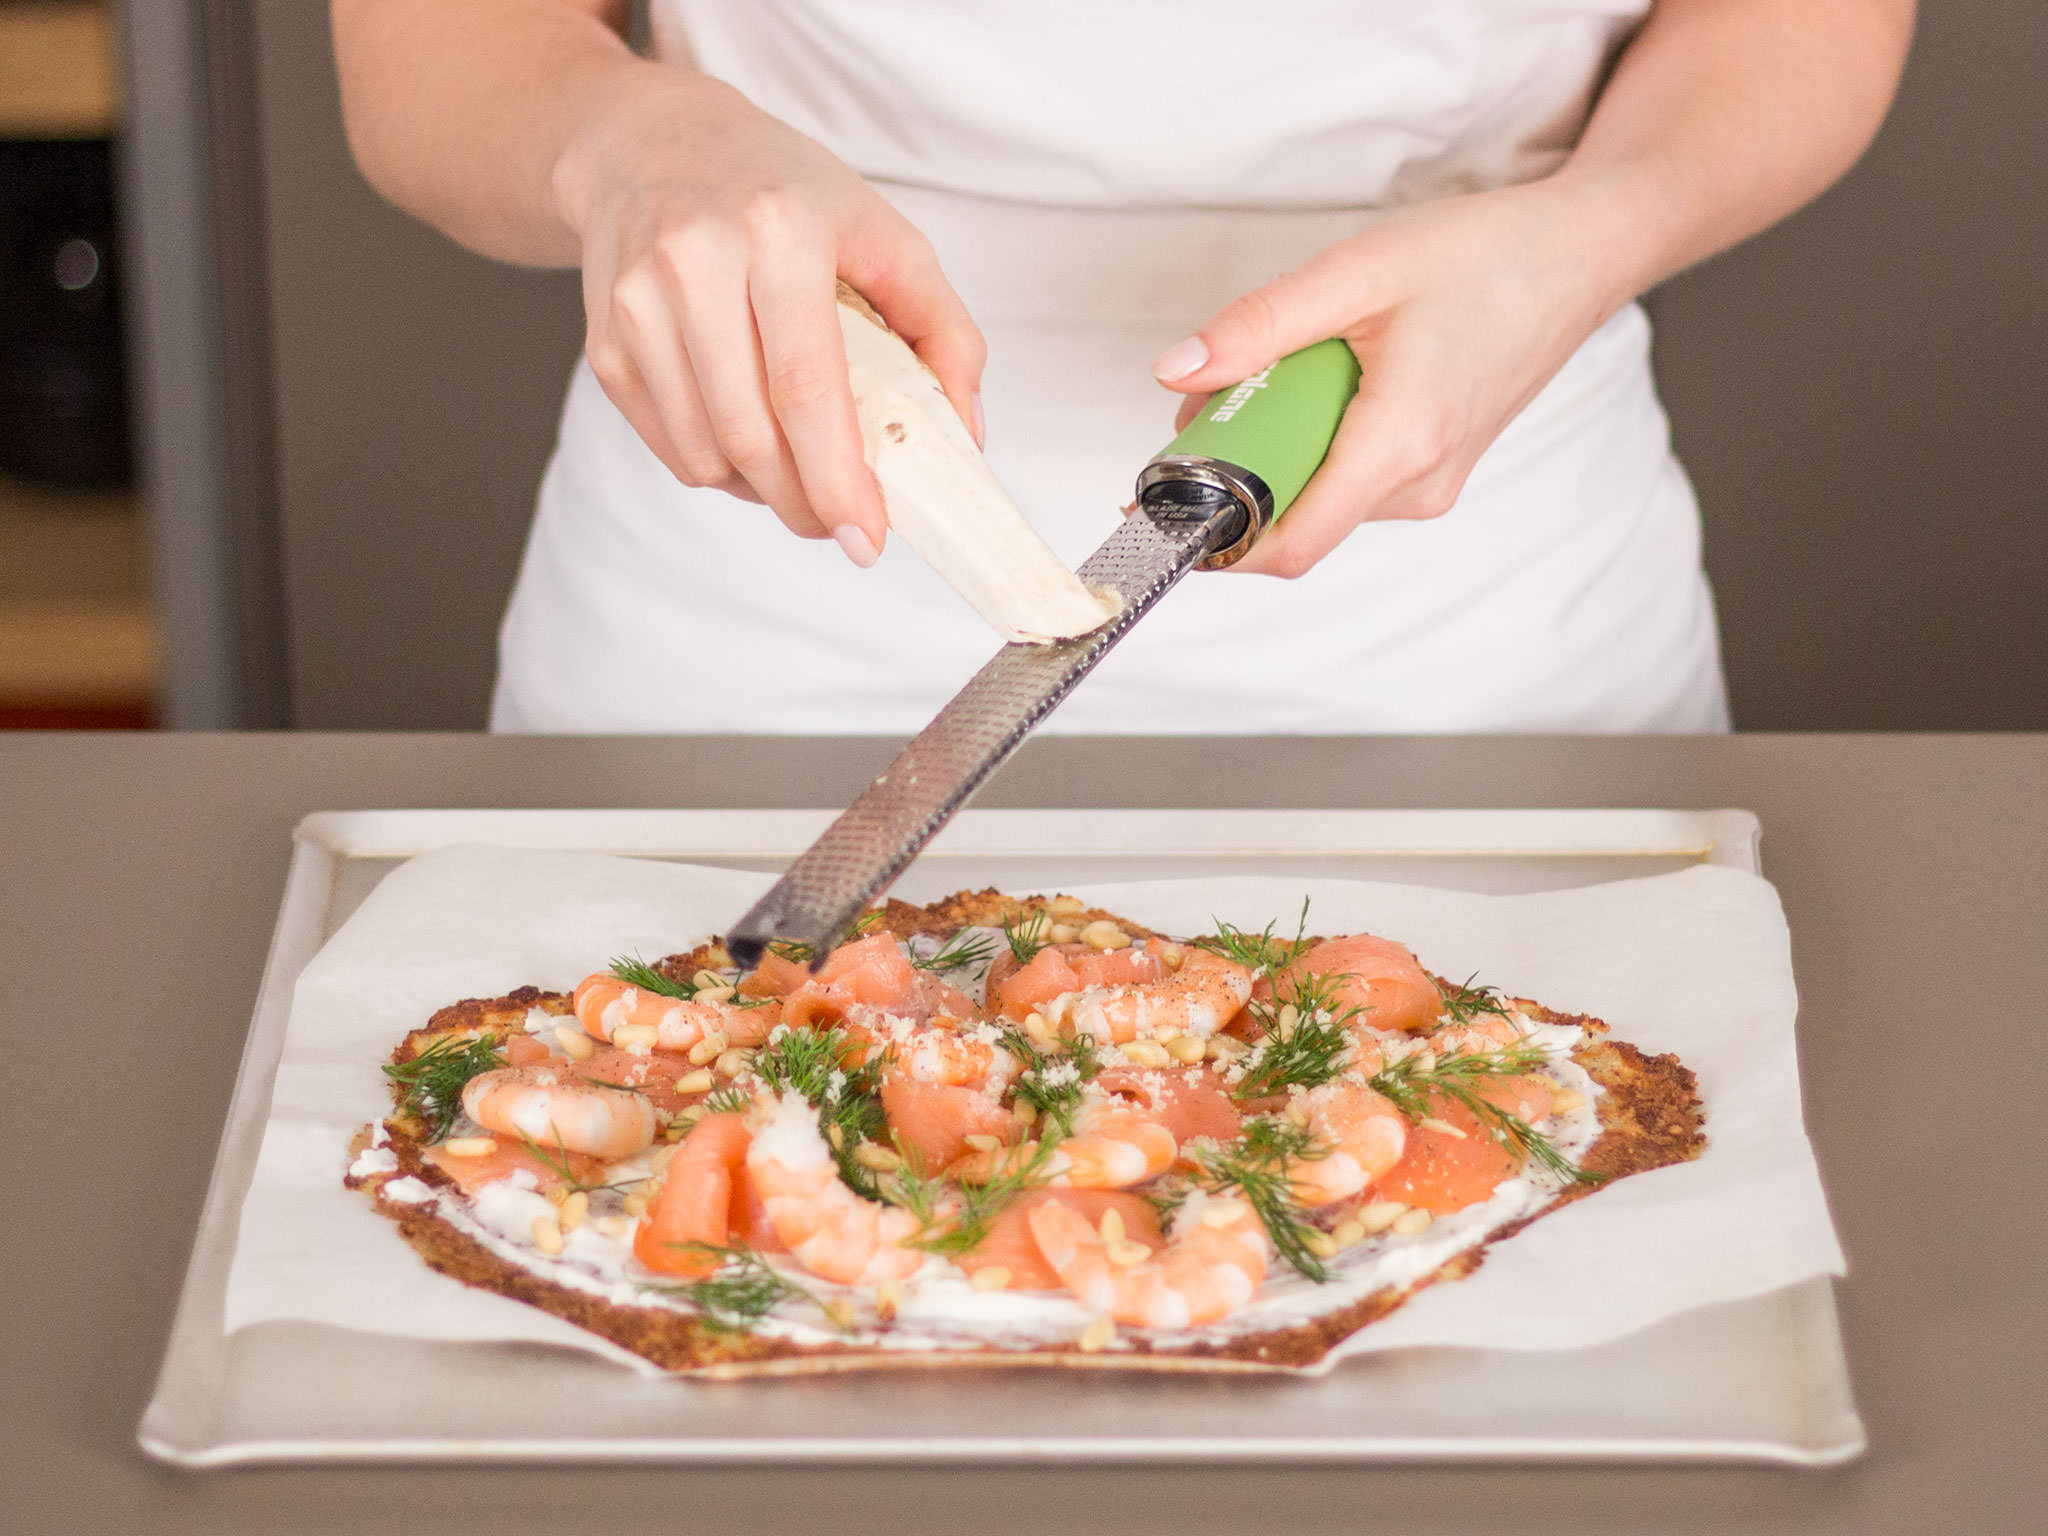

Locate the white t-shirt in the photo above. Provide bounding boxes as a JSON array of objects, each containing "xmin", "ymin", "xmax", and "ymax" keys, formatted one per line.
[{"xmin": 493, "ymin": 0, "xmax": 1728, "ymax": 733}]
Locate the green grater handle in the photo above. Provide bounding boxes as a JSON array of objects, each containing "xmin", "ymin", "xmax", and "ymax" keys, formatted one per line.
[{"xmin": 1155, "ymin": 337, "xmax": 1361, "ymax": 520}]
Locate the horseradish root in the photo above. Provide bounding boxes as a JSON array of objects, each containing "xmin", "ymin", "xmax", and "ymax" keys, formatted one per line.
[{"xmin": 837, "ymin": 282, "xmax": 1119, "ymax": 643}]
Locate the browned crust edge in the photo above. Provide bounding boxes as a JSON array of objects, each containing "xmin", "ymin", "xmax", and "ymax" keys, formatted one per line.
[{"xmin": 348, "ymin": 900, "xmax": 1703, "ymax": 1378}]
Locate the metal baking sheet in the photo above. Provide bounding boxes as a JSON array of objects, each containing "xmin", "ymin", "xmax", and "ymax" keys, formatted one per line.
[{"xmin": 139, "ymin": 808, "xmax": 1864, "ymax": 1467}]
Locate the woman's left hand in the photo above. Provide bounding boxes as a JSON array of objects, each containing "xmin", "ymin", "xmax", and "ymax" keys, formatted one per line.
[{"xmin": 1149, "ymin": 178, "xmax": 1630, "ymax": 578}]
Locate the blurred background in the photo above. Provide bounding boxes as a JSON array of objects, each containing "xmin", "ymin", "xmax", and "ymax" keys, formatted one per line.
[{"xmin": 1, "ymin": 1, "xmax": 2042, "ymax": 732}]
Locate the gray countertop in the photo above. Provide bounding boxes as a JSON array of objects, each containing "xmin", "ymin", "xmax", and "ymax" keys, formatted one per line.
[{"xmin": 3, "ymin": 733, "xmax": 2041, "ymax": 1534}]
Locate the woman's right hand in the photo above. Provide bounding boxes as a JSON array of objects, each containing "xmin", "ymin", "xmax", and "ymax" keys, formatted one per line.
[{"xmin": 550, "ymin": 67, "xmax": 985, "ymax": 566}]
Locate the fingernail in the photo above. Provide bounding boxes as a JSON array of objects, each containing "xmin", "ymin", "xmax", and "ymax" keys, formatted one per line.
[
  {"xmin": 833, "ymin": 523, "xmax": 880, "ymax": 569},
  {"xmin": 1151, "ymin": 336, "xmax": 1208, "ymax": 383},
  {"xmin": 971, "ymin": 392, "xmax": 986, "ymax": 447}
]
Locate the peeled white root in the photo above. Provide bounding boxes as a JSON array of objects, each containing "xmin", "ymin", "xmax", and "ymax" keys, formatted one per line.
[{"xmin": 837, "ymin": 283, "xmax": 1120, "ymax": 644}]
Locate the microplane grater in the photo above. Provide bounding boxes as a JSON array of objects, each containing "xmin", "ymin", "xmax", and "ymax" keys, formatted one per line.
[{"xmin": 724, "ymin": 504, "xmax": 1225, "ymax": 967}]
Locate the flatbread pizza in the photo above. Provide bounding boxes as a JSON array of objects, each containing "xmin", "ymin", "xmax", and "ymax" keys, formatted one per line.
[{"xmin": 345, "ymin": 889, "xmax": 1704, "ymax": 1376}]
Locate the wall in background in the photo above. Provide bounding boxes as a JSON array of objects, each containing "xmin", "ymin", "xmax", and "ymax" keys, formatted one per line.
[
  {"xmin": 241, "ymin": 5, "xmax": 2044, "ymax": 731},
  {"xmin": 1646, "ymin": 0, "xmax": 2048, "ymax": 730},
  {"xmin": 251, "ymin": 4, "xmax": 582, "ymax": 730}
]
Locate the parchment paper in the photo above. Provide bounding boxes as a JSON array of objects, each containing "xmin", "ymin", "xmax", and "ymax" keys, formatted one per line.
[{"xmin": 224, "ymin": 845, "xmax": 1845, "ymax": 1372}]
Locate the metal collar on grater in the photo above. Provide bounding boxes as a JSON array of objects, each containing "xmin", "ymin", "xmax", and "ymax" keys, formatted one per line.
[{"xmin": 725, "ymin": 491, "xmax": 1243, "ymax": 969}]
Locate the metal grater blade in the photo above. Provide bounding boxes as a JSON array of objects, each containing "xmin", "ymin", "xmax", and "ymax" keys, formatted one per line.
[{"xmin": 726, "ymin": 499, "xmax": 1237, "ymax": 967}]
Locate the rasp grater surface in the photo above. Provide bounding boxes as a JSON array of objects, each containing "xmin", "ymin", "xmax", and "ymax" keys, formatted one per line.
[{"xmin": 726, "ymin": 504, "xmax": 1231, "ymax": 967}]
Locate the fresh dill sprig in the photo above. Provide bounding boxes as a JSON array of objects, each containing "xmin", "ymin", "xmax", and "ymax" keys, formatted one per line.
[
  {"xmin": 514, "ymin": 1128, "xmax": 638, "ymax": 1195},
  {"xmin": 609, "ymin": 954, "xmax": 771, "ymax": 1009},
  {"xmin": 890, "ymin": 1139, "xmax": 1059, "ymax": 1257},
  {"xmin": 995, "ymin": 1026, "xmax": 1100, "ymax": 1136},
  {"xmin": 1001, "ymin": 909, "xmax": 1050, "ymax": 965},
  {"xmin": 910, "ymin": 928, "xmax": 1000, "ymax": 974},
  {"xmin": 751, "ymin": 1026, "xmax": 889, "ymax": 1195},
  {"xmin": 657, "ymin": 1244, "xmax": 825, "ymax": 1333},
  {"xmin": 1194, "ymin": 898, "xmax": 1312, "ymax": 977},
  {"xmin": 1369, "ymin": 1046, "xmax": 1601, "ymax": 1185},
  {"xmin": 767, "ymin": 910, "xmax": 886, "ymax": 967},
  {"xmin": 1195, "ymin": 1116, "xmax": 1330, "ymax": 1282},
  {"xmin": 382, "ymin": 1032, "xmax": 506, "ymax": 1141},
  {"xmin": 699, "ymin": 1083, "xmax": 755, "ymax": 1115},
  {"xmin": 1438, "ymin": 973, "xmax": 1512, "ymax": 1026},
  {"xmin": 608, "ymin": 955, "xmax": 697, "ymax": 999},
  {"xmin": 1231, "ymin": 970, "xmax": 1364, "ymax": 1101}
]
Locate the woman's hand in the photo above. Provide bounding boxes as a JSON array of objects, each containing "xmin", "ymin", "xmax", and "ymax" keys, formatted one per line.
[
  {"xmin": 1149, "ymin": 182, "xmax": 1623, "ymax": 578},
  {"xmin": 1151, "ymin": 0, "xmax": 1914, "ymax": 579},
  {"xmin": 553, "ymin": 69, "xmax": 985, "ymax": 564}
]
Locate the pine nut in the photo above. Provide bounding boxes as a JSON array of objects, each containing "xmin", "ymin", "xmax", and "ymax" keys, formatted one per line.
[
  {"xmin": 1301, "ymin": 1228, "xmax": 1340, "ymax": 1259},
  {"xmin": 1205, "ymin": 1035, "xmax": 1249, "ymax": 1063},
  {"xmin": 827, "ymin": 1123, "xmax": 845, "ymax": 1150},
  {"xmin": 691, "ymin": 969, "xmax": 726, "ymax": 990},
  {"xmin": 1159, "ymin": 945, "xmax": 1185, "ymax": 972},
  {"xmin": 969, "ymin": 1265, "xmax": 1012, "ymax": 1292},
  {"xmin": 1392, "ymin": 1208, "xmax": 1434, "ymax": 1236},
  {"xmin": 693, "ymin": 984, "xmax": 736, "ymax": 1005},
  {"xmin": 1276, "ymin": 1003, "xmax": 1301, "ymax": 1040},
  {"xmin": 554, "ymin": 1025, "xmax": 595, "ymax": 1060},
  {"xmin": 649, "ymin": 1144, "xmax": 678, "ymax": 1172},
  {"xmin": 558, "ymin": 1191, "xmax": 589, "ymax": 1232},
  {"xmin": 1078, "ymin": 1317, "xmax": 1116, "ymax": 1354},
  {"xmin": 1200, "ymin": 1198, "xmax": 1250, "ymax": 1229},
  {"xmin": 1048, "ymin": 923, "xmax": 1081, "ymax": 945},
  {"xmin": 1418, "ymin": 1116, "xmax": 1467, "ymax": 1139},
  {"xmin": 1165, "ymin": 1033, "xmax": 1207, "ymax": 1065},
  {"xmin": 531, "ymin": 1214, "xmax": 564, "ymax": 1255},
  {"xmin": 1098, "ymin": 1208, "xmax": 1127, "ymax": 1244},
  {"xmin": 441, "ymin": 1136, "xmax": 497, "ymax": 1158},
  {"xmin": 702, "ymin": 945, "xmax": 733, "ymax": 970},
  {"xmin": 1356, "ymin": 1201, "xmax": 1406, "ymax": 1234},
  {"xmin": 1107, "ymin": 1238, "xmax": 1151, "ymax": 1268},
  {"xmin": 1285, "ymin": 1100, "xmax": 1311, "ymax": 1128},
  {"xmin": 666, "ymin": 1110, "xmax": 700, "ymax": 1138},
  {"xmin": 1048, "ymin": 895, "xmax": 1087, "ymax": 916},
  {"xmin": 1332, "ymin": 1220, "xmax": 1367, "ymax": 1248},
  {"xmin": 612, "ymin": 1023, "xmax": 657, "ymax": 1053},
  {"xmin": 686, "ymin": 1034, "xmax": 726, "ymax": 1065},
  {"xmin": 542, "ymin": 1184, "xmax": 570, "ymax": 1208},
  {"xmin": 1013, "ymin": 1100, "xmax": 1039, "ymax": 1128},
  {"xmin": 595, "ymin": 1216, "xmax": 634, "ymax": 1240},
  {"xmin": 1121, "ymin": 1039, "xmax": 1171, "ymax": 1069},
  {"xmin": 622, "ymin": 1190, "xmax": 649, "ymax": 1217},
  {"xmin": 963, "ymin": 1132, "xmax": 1003, "ymax": 1154},
  {"xmin": 674, "ymin": 1069, "xmax": 715, "ymax": 1095},
  {"xmin": 1080, "ymin": 920, "xmax": 1130, "ymax": 951},
  {"xmin": 853, "ymin": 1142, "xmax": 902, "ymax": 1172},
  {"xmin": 874, "ymin": 1277, "xmax": 904, "ymax": 1321},
  {"xmin": 714, "ymin": 1048, "xmax": 751, "ymax": 1077},
  {"xmin": 1411, "ymin": 1050, "xmax": 1437, "ymax": 1074},
  {"xmin": 1550, "ymin": 1089, "xmax": 1586, "ymax": 1115}
]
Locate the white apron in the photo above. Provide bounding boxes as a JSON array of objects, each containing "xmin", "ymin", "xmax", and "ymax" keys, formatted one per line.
[{"xmin": 493, "ymin": 0, "xmax": 1729, "ymax": 734}]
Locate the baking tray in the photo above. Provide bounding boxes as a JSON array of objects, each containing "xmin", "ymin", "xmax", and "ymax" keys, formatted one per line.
[{"xmin": 139, "ymin": 808, "xmax": 1864, "ymax": 1467}]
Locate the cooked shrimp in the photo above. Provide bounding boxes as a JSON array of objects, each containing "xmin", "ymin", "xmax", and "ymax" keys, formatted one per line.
[
  {"xmin": 634, "ymin": 1112, "xmax": 749, "ymax": 1278},
  {"xmin": 1281, "ymin": 934, "xmax": 1443, "ymax": 1035},
  {"xmin": 1018, "ymin": 947, "xmax": 1253, "ymax": 1045},
  {"xmin": 1028, "ymin": 1191, "xmax": 1268, "ymax": 1329},
  {"xmin": 571, "ymin": 973, "xmax": 778, "ymax": 1052},
  {"xmin": 744, "ymin": 1090, "xmax": 925, "ymax": 1285},
  {"xmin": 1045, "ymin": 1097, "xmax": 1178, "ymax": 1188},
  {"xmin": 1287, "ymin": 1080, "xmax": 1407, "ymax": 1206},
  {"xmin": 459, "ymin": 1064, "xmax": 657, "ymax": 1159}
]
